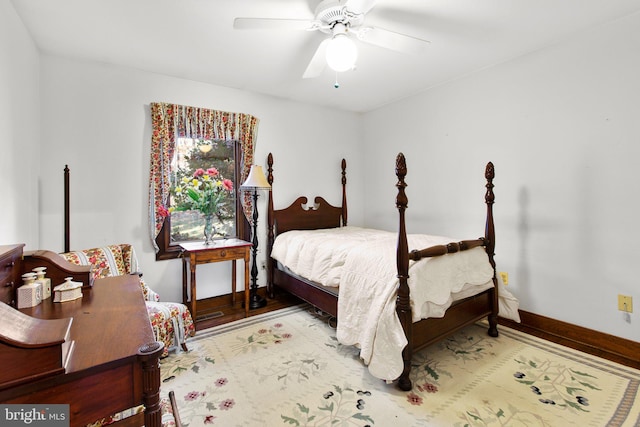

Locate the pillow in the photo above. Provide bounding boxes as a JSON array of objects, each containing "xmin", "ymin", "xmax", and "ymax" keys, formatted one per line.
[{"xmin": 60, "ymin": 245, "xmax": 127, "ymax": 280}]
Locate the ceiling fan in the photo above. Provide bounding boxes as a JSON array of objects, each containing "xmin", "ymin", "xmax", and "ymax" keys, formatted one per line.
[{"xmin": 233, "ymin": 0, "xmax": 430, "ymax": 79}]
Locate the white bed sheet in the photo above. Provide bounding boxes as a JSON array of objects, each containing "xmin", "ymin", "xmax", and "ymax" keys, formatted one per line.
[{"xmin": 271, "ymin": 226, "xmax": 520, "ymax": 381}]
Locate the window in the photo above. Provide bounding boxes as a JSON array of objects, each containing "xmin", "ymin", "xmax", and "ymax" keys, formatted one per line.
[
  {"xmin": 149, "ymin": 103, "xmax": 259, "ymax": 260},
  {"xmin": 155, "ymin": 138, "xmax": 249, "ymax": 260},
  {"xmin": 169, "ymin": 138, "xmax": 238, "ymax": 241}
]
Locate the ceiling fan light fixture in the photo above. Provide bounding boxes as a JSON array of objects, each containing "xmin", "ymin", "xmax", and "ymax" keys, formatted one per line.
[{"xmin": 325, "ymin": 33, "xmax": 357, "ymax": 72}]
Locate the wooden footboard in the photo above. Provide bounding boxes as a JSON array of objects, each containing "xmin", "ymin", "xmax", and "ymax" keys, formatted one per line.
[{"xmin": 394, "ymin": 153, "xmax": 499, "ymax": 390}]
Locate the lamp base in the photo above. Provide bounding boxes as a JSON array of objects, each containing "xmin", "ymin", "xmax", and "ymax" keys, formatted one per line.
[{"xmin": 249, "ymin": 293, "xmax": 267, "ymax": 310}]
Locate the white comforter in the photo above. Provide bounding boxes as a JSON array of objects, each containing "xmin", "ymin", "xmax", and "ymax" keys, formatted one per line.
[{"xmin": 271, "ymin": 226, "xmax": 520, "ymax": 381}]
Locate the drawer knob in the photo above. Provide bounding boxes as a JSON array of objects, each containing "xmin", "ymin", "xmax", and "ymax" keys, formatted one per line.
[
  {"xmin": 4, "ymin": 281, "xmax": 13, "ymax": 287},
  {"xmin": 4, "ymin": 261, "xmax": 14, "ymax": 269},
  {"xmin": 220, "ymin": 250, "xmax": 227, "ymax": 257}
]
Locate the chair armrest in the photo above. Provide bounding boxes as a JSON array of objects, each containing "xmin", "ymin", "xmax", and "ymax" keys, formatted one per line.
[{"xmin": 139, "ymin": 278, "xmax": 160, "ymax": 302}]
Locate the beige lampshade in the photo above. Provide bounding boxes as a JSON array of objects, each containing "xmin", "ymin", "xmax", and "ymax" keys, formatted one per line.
[{"xmin": 240, "ymin": 165, "xmax": 271, "ymax": 190}]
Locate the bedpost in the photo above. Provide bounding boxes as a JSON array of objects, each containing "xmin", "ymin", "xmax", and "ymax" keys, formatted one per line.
[
  {"xmin": 341, "ymin": 158, "xmax": 348, "ymax": 226},
  {"xmin": 64, "ymin": 165, "xmax": 70, "ymax": 253},
  {"xmin": 395, "ymin": 152, "xmax": 413, "ymax": 391},
  {"xmin": 266, "ymin": 153, "xmax": 275, "ymax": 298},
  {"xmin": 484, "ymin": 162, "xmax": 499, "ymax": 337}
]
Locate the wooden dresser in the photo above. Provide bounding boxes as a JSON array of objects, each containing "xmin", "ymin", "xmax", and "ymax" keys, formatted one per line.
[
  {"xmin": 0, "ymin": 249, "xmax": 163, "ymax": 427},
  {"xmin": 0, "ymin": 244, "xmax": 25, "ymax": 306}
]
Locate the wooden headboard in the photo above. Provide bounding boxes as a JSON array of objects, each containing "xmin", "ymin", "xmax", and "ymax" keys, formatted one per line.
[
  {"xmin": 270, "ymin": 196, "xmax": 344, "ymax": 235},
  {"xmin": 266, "ymin": 153, "xmax": 348, "ymax": 250}
]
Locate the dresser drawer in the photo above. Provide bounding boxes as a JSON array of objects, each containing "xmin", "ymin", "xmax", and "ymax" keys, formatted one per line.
[
  {"xmin": 191, "ymin": 246, "xmax": 250, "ymax": 263},
  {"xmin": 0, "ymin": 244, "xmax": 25, "ymax": 306}
]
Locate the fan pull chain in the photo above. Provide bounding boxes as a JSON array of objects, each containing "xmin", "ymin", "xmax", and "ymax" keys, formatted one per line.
[{"xmin": 334, "ymin": 72, "xmax": 340, "ymax": 89}]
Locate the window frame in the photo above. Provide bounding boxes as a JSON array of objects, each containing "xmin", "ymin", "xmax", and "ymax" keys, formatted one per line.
[{"xmin": 155, "ymin": 142, "xmax": 250, "ymax": 260}]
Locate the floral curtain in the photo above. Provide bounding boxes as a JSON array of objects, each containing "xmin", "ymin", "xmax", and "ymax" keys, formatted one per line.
[{"xmin": 149, "ymin": 102, "xmax": 260, "ymax": 251}]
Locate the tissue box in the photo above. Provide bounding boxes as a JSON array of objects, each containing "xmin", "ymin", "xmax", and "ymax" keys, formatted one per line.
[{"xmin": 17, "ymin": 282, "xmax": 43, "ymax": 309}]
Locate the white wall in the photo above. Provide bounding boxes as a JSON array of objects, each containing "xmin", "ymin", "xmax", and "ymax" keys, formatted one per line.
[
  {"xmin": 6, "ymin": 1, "xmax": 639, "ymax": 344},
  {"xmin": 37, "ymin": 56, "xmax": 363, "ymax": 302},
  {"xmin": 362, "ymin": 12, "xmax": 640, "ymax": 342},
  {"xmin": 0, "ymin": 1, "xmax": 40, "ymax": 248}
]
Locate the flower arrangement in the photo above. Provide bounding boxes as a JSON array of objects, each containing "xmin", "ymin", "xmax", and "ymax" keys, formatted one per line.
[{"xmin": 170, "ymin": 167, "xmax": 234, "ymax": 217}]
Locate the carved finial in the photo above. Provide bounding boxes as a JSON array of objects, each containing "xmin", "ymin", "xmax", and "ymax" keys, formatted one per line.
[
  {"xmin": 485, "ymin": 161, "xmax": 495, "ymax": 205},
  {"xmin": 138, "ymin": 341, "xmax": 163, "ymax": 355},
  {"xmin": 485, "ymin": 161, "xmax": 494, "ymax": 181},
  {"xmin": 341, "ymin": 158, "xmax": 348, "ymax": 226},
  {"xmin": 267, "ymin": 152, "xmax": 274, "ymax": 185},
  {"xmin": 395, "ymin": 153, "xmax": 407, "ymax": 179},
  {"xmin": 396, "ymin": 153, "xmax": 408, "ymax": 209}
]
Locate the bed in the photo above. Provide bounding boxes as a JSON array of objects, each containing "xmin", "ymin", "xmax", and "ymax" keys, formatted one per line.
[{"xmin": 265, "ymin": 152, "xmax": 519, "ymax": 391}]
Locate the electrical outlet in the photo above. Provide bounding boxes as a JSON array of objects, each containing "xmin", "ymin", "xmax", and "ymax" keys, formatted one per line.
[
  {"xmin": 618, "ymin": 295, "xmax": 633, "ymax": 313},
  {"xmin": 499, "ymin": 271, "xmax": 508, "ymax": 285}
]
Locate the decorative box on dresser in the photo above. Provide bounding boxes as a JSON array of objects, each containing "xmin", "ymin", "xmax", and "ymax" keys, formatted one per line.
[{"xmin": 0, "ymin": 244, "xmax": 25, "ymax": 307}]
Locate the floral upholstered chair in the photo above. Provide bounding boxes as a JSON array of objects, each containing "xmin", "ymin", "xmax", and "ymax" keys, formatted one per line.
[{"xmin": 61, "ymin": 243, "xmax": 195, "ymax": 357}]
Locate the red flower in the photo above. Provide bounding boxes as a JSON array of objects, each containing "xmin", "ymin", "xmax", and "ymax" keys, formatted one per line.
[
  {"xmin": 418, "ymin": 382, "xmax": 438, "ymax": 393},
  {"xmin": 207, "ymin": 167, "xmax": 219, "ymax": 177},
  {"xmin": 185, "ymin": 391, "xmax": 201, "ymax": 401},
  {"xmin": 193, "ymin": 168, "xmax": 205, "ymax": 177},
  {"xmin": 219, "ymin": 399, "xmax": 235, "ymax": 410},
  {"xmin": 222, "ymin": 179, "xmax": 233, "ymax": 192},
  {"xmin": 157, "ymin": 205, "xmax": 169, "ymax": 218},
  {"xmin": 407, "ymin": 392, "xmax": 423, "ymax": 405}
]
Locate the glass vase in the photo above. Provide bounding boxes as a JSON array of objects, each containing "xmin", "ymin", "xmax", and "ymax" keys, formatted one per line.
[{"xmin": 203, "ymin": 213, "xmax": 216, "ymax": 245}]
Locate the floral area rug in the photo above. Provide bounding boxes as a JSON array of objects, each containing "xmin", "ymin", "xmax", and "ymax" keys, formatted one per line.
[{"xmin": 159, "ymin": 305, "xmax": 640, "ymax": 426}]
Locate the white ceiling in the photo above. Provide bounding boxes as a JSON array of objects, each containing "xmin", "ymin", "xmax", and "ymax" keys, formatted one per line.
[{"xmin": 10, "ymin": 0, "xmax": 640, "ymax": 113}]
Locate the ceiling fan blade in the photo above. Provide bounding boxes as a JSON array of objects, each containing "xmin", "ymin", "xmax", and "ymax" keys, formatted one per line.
[
  {"xmin": 356, "ymin": 26, "xmax": 430, "ymax": 55},
  {"xmin": 345, "ymin": 0, "xmax": 378, "ymax": 15},
  {"xmin": 302, "ymin": 39, "xmax": 330, "ymax": 79},
  {"xmin": 233, "ymin": 17, "xmax": 317, "ymax": 31}
]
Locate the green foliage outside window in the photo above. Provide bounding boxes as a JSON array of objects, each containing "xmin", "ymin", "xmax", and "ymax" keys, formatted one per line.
[{"xmin": 169, "ymin": 139, "xmax": 237, "ymax": 242}]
